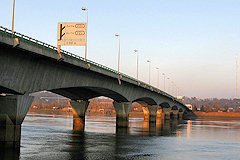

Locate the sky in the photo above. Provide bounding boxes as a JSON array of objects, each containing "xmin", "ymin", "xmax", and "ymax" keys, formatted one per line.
[{"xmin": 1, "ymin": 0, "xmax": 240, "ymax": 99}]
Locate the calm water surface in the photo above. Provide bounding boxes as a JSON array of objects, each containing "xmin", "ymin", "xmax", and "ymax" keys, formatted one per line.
[{"xmin": 2, "ymin": 113, "xmax": 240, "ymax": 160}]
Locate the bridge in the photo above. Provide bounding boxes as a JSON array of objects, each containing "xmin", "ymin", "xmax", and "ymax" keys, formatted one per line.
[{"xmin": 0, "ymin": 26, "xmax": 195, "ymax": 148}]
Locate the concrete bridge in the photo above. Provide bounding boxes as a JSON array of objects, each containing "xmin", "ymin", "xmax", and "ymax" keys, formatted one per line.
[{"xmin": 0, "ymin": 26, "xmax": 195, "ymax": 148}]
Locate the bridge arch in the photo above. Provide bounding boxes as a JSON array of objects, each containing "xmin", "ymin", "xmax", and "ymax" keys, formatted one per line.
[
  {"xmin": 132, "ymin": 97, "xmax": 157, "ymax": 105},
  {"xmin": 171, "ymin": 105, "xmax": 178, "ymax": 110},
  {"xmin": 49, "ymin": 86, "xmax": 129, "ymax": 102},
  {"xmin": 159, "ymin": 102, "xmax": 171, "ymax": 108}
]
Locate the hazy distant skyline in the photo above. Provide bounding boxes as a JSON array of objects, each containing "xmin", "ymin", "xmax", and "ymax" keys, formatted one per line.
[{"xmin": 1, "ymin": 0, "xmax": 240, "ymax": 98}]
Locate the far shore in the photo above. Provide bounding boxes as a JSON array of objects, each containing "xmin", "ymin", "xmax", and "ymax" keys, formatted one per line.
[
  {"xmin": 194, "ymin": 111, "xmax": 240, "ymax": 118},
  {"xmin": 28, "ymin": 109, "xmax": 145, "ymax": 118}
]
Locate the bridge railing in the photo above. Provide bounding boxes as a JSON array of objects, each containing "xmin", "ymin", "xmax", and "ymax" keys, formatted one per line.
[{"xmin": 0, "ymin": 26, "xmax": 185, "ymax": 106}]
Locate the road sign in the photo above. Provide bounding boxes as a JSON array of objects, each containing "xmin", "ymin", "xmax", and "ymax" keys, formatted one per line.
[
  {"xmin": 57, "ymin": 40, "xmax": 86, "ymax": 46},
  {"xmin": 58, "ymin": 22, "xmax": 86, "ymax": 41}
]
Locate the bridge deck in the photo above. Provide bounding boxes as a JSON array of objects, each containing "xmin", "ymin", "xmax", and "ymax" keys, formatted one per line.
[{"xmin": 0, "ymin": 26, "xmax": 184, "ymax": 106}]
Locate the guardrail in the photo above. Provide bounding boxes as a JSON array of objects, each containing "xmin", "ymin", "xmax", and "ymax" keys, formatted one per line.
[{"xmin": 0, "ymin": 26, "xmax": 185, "ymax": 106}]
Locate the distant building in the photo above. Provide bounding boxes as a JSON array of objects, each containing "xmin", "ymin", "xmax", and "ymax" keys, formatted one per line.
[
  {"xmin": 186, "ymin": 104, "xmax": 193, "ymax": 110},
  {"xmin": 177, "ymin": 96, "xmax": 183, "ymax": 100}
]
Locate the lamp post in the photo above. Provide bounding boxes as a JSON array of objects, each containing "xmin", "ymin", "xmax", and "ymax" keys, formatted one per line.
[
  {"xmin": 147, "ymin": 60, "xmax": 151, "ymax": 84},
  {"xmin": 175, "ymin": 85, "xmax": 178, "ymax": 97},
  {"xmin": 115, "ymin": 34, "xmax": 120, "ymax": 74},
  {"xmin": 156, "ymin": 67, "xmax": 159, "ymax": 88},
  {"xmin": 12, "ymin": 0, "xmax": 16, "ymax": 34},
  {"xmin": 82, "ymin": 7, "xmax": 88, "ymax": 61},
  {"xmin": 171, "ymin": 81, "xmax": 174, "ymax": 96},
  {"xmin": 167, "ymin": 78, "xmax": 170, "ymax": 93},
  {"xmin": 134, "ymin": 49, "xmax": 139, "ymax": 80},
  {"xmin": 162, "ymin": 73, "xmax": 165, "ymax": 91}
]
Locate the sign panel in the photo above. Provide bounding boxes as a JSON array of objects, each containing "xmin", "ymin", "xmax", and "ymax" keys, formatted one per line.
[
  {"xmin": 57, "ymin": 40, "xmax": 86, "ymax": 46},
  {"xmin": 58, "ymin": 22, "xmax": 86, "ymax": 40}
]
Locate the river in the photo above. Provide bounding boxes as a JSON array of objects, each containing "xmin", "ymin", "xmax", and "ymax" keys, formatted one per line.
[{"xmin": 1, "ymin": 113, "xmax": 240, "ymax": 160}]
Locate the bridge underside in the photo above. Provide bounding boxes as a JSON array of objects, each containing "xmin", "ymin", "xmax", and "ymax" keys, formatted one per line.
[
  {"xmin": 50, "ymin": 87, "xmax": 129, "ymax": 102},
  {"xmin": 0, "ymin": 86, "xmax": 20, "ymax": 95}
]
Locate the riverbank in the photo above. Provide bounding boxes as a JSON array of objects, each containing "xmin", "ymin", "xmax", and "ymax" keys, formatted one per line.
[
  {"xmin": 194, "ymin": 111, "xmax": 240, "ymax": 118},
  {"xmin": 28, "ymin": 109, "xmax": 146, "ymax": 118}
]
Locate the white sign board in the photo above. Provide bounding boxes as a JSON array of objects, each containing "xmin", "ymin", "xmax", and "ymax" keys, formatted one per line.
[
  {"xmin": 57, "ymin": 41, "xmax": 86, "ymax": 46},
  {"xmin": 57, "ymin": 22, "xmax": 86, "ymax": 46}
]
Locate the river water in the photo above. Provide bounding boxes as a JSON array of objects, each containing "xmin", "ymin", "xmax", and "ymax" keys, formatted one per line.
[{"xmin": 1, "ymin": 113, "xmax": 240, "ymax": 160}]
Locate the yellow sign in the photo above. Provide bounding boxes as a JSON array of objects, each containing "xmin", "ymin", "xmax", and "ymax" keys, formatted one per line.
[
  {"xmin": 57, "ymin": 41, "xmax": 86, "ymax": 46},
  {"xmin": 57, "ymin": 22, "xmax": 86, "ymax": 46}
]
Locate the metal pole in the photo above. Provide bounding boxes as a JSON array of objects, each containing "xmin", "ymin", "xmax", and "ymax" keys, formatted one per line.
[
  {"xmin": 134, "ymin": 49, "xmax": 139, "ymax": 80},
  {"xmin": 236, "ymin": 55, "xmax": 238, "ymax": 98},
  {"xmin": 137, "ymin": 51, "xmax": 139, "ymax": 80},
  {"xmin": 115, "ymin": 34, "xmax": 120, "ymax": 74},
  {"xmin": 156, "ymin": 68, "xmax": 159, "ymax": 88},
  {"xmin": 85, "ymin": 9, "xmax": 88, "ymax": 61},
  {"xmin": 149, "ymin": 63, "xmax": 150, "ymax": 84},
  {"xmin": 147, "ymin": 60, "xmax": 151, "ymax": 84},
  {"xmin": 12, "ymin": 0, "xmax": 16, "ymax": 34},
  {"xmin": 118, "ymin": 36, "xmax": 120, "ymax": 74},
  {"xmin": 162, "ymin": 73, "xmax": 165, "ymax": 91},
  {"xmin": 167, "ymin": 78, "xmax": 170, "ymax": 93}
]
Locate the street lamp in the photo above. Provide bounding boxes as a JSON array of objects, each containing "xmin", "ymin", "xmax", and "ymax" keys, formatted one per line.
[
  {"xmin": 167, "ymin": 77, "xmax": 170, "ymax": 93},
  {"xmin": 115, "ymin": 34, "xmax": 120, "ymax": 74},
  {"xmin": 156, "ymin": 67, "xmax": 159, "ymax": 88},
  {"xmin": 82, "ymin": 7, "xmax": 88, "ymax": 61},
  {"xmin": 162, "ymin": 73, "xmax": 166, "ymax": 91},
  {"xmin": 134, "ymin": 49, "xmax": 139, "ymax": 80},
  {"xmin": 147, "ymin": 60, "xmax": 151, "ymax": 84},
  {"xmin": 12, "ymin": 0, "xmax": 16, "ymax": 34}
]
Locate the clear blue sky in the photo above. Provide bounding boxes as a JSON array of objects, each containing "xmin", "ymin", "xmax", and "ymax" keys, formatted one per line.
[{"xmin": 1, "ymin": 0, "xmax": 240, "ymax": 98}]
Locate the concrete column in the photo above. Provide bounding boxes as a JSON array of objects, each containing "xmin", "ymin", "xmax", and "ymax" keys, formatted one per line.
[
  {"xmin": 148, "ymin": 105, "xmax": 158, "ymax": 122},
  {"xmin": 0, "ymin": 95, "xmax": 33, "ymax": 148},
  {"xmin": 162, "ymin": 108, "xmax": 171, "ymax": 120},
  {"xmin": 142, "ymin": 106, "xmax": 149, "ymax": 119},
  {"xmin": 178, "ymin": 111, "xmax": 184, "ymax": 119},
  {"xmin": 157, "ymin": 108, "xmax": 163, "ymax": 119},
  {"xmin": 172, "ymin": 110, "xmax": 179, "ymax": 119},
  {"xmin": 70, "ymin": 100, "xmax": 89, "ymax": 131},
  {"xmin": 113, "ymin": 101, "xmax": 132, "ymax": 128}
]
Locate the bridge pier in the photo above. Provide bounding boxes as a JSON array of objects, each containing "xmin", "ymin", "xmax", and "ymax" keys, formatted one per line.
[
  {"xmin": 70, "ymin": 100, "xmax": 89, "ymax": 131},
  {"xmin": 172, "ymin": 110, "xmax": 179, "ymax": 119},
  {"xmin": 113, "ymin": 101, "xmax": 132, "ymax": 128},
  {"xmin": 142, "ymin": 105, "xmax": 158, "ymax": 122},
  {"xmin": 148, "ymin": 105, "xmax": 158, "ymax": 122},
  {"xmin": 142, "ymin": 105, "xmax": 150, "ymax": 120},
  {"xmin": 178, "ymin": 109, "xmax": 184, "ymax": 119},
  {"xmin": 162, "ymin": 108, "xmax": 171, "ymax": 120},
  {"xmin": 0, "ymin": 95, "xmax": 33, "ymax": 148}
]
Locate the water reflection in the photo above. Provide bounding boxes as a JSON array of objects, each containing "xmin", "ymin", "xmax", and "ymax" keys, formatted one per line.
[
  {"xmin": 2, "ymin": 114, "xmax": 240, "ymax": 160},
  {"xmin": 187, "ymin": 120, "xmax": 192, "ymax": 137},
  {"xmin": 64, "ymin": 118, "xmax": 185, "ymax": 160}
]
